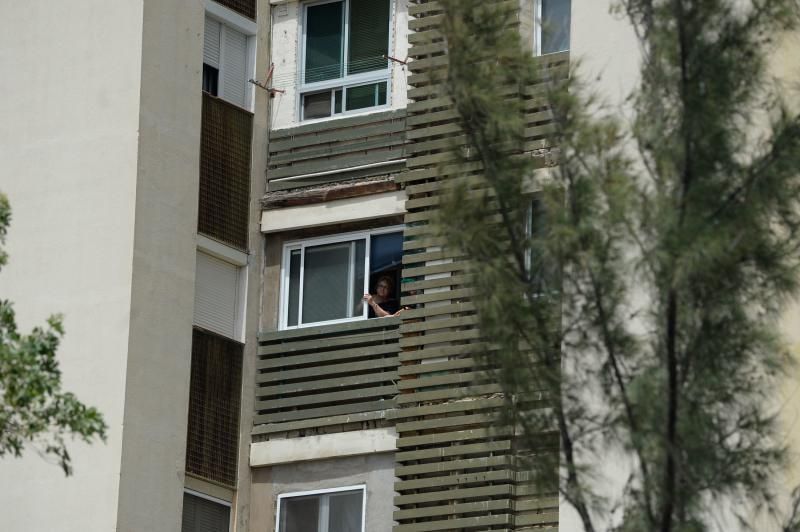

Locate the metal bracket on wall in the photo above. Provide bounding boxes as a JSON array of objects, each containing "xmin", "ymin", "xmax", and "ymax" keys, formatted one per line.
[{"xmin": 249, "ymin": 63, "xmax": 285, "ymax": 97}]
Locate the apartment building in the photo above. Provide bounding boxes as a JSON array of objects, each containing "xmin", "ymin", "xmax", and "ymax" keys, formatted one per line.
[
  {"xmin": 0, "ymin": 0, "xmax": 265, "ymax": 530},
  {"xmin": 3, "ymin": 1, "xmax": 799, "ymax": 532}
]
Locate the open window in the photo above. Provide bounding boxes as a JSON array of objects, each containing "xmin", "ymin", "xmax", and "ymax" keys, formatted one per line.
[
  {"xmin": 299, "ymin": 0, "xmax": 391, "ymax": 120},
  {"xmin": 535, "ymin": 0, "xmax": 571, "ymax": 55},
  {"xmin": 277, "ymin": 486, "xmax": 365, "ymax": 532},
  {"xmin": 203, "ymin": 15, "xmax": 251, "ymax": 108},
  {"xmin": 280, "ymin": 228, "xmax": 403, "ymax": 329},
  {"xmin": 181, "ymin": 491, "xmax": 231, "ymax": 532}
]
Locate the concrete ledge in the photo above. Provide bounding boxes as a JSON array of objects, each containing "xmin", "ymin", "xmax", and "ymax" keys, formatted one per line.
[
  {"xmin": 250, "ymin": 428, "xmax": 397, "ymax": 467},
  {"xmin": 260, "ymin": 190, "xmax": 407, "ymax": 233}
]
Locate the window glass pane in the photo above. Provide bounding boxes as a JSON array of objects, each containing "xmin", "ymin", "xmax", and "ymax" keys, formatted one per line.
[
  {"xmin": 352, "ymin": 240, "xmax": 366, "ymax": 317},
  {"xmin": 305, "ymin": 1, "xmax": 344, "ymax": 83},
  {"xmin": 541, "ymin": 0, "xmax": 571, "ymax": 54},
  {"xmin": 347, "ymin": 0, "xmax": 390, "ymax": 75},
  {"xmin": 377, "ymin": 82, "xmax": 387, "ymax": 106},
  {"xmin": 303, "ymin": 91, "xmax": 333, "ymax": 120},
  {"xmin": 202, "ymin": 64, "xmax": 219, "ymax": 96},
  {"xmin": 370, "ymin": 232, "xmax": 402, "ymax": 274},
  {"xmin": 346, "ymin": 82, "xmax": 386, "ymax": 111},
  {"xmin": 334, "ymin": 89, "xmax": 343, "ymax": 114},
  {"xmin": 302, "ymin": 241, "xmax": 361, "ymax": 324},
  {"xmin": 287, "ymin": 249, "xmax": 301, "ymax": 327},
  {"xmin": 280, "ymin": 496, "xmax": 320, "ymax": 532},
  {"xmin": 328, "ymin": 491, "xmax": 363, "ymax": 532}
]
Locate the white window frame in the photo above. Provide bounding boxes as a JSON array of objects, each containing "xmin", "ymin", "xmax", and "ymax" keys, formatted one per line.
[
  {"xmin": 275, "ymin": 485, "xmax": 367, "ymax": 532},
  {"xmin": 197, "ymin": 235, "xmax": 249, "ymax": 342},
  {"xmin": 533, "ymin": 0, "xmax": 570, "ymax": 56},
  {"xmin": 297, "ymin": 0, "xmax": 395, "ymax": 122},
  {"xmin": 183, "ymin": 488, "xmax": 232, "ymax": 532},
  {"xmin": 204, "ymin": 1, "xmax": 258, "ymax": 111},
  {"xmin": 279, "ymin": 225, "xmax": 403, "ymax": 330}
]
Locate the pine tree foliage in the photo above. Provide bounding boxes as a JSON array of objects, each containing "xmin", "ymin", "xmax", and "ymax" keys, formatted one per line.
[
  {"xmin": 435, "ymin": 0, "xmax": 800, "ymax": 529},
  {"xmin": 0, "ymin": 193, "xmax": 107, "ymax": 475}
]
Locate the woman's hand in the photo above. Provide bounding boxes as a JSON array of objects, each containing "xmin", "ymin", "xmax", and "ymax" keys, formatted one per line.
[{"xmin": 363, "ymin": 293, "xmax": 374, "ymax": 305}]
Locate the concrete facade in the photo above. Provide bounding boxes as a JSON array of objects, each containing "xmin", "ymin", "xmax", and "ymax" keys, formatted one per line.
[
  {"xmin": 0, "ymin": 1, "xmax": 146, "ymax": 530},
  {"xmin": 250, "ymin": 453, "xmax": 397, "ymax": 532}
]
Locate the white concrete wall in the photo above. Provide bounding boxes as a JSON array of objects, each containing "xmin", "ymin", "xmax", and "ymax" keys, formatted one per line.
[
  {"xmin": 115, "ymin": 0, "xmax": 204, "ymax": 530},
  {"xmin": 560, "ymin": 2, "xmax": 642, "ymax": 530},
  {"xmin": 0, "ymin": 1, "xmax": 145, "ymax": 530},
  {"xmin": 268, "ymin": 0, "xmax": 409, "ymax": 130}
]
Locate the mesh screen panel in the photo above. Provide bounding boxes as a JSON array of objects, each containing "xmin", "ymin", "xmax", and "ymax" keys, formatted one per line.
[
  {"xmin": 214, "ymin": 0, "xmax": 256, "ymax": 20},
  {"xmin": 199, "ymin": 93, "xmax": 252, "ymax": 251},
  {"xmin": 185, "ymin": 328, "xmax": 243, "ymax": 487}
]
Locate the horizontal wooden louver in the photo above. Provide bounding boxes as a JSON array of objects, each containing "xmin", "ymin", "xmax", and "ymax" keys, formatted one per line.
[
  {"xmin": 185, "ymin": 329, "xmax": 243, "ymax": 487},
  {"xmin": 194, "ymin": 251, "xmax": 240, "ymax": 339},
  {"xmin": 199, "ymin": 92, "xmax": 252, "ymax": 251}
]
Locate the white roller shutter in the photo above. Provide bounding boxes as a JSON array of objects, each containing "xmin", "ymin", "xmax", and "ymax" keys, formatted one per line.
[
  {"xmin": 203, "ymin": 16, "xmax": 221, "ymax": 68},
  {"xmin": 194, "ymin": 251, "xmax": 240, "ymax": 339},
  {"xmin": 221, "ymin": 26, "xmax": 248, "ymax": 107}
]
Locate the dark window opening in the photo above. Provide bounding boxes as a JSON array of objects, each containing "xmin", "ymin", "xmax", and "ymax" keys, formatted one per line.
[{"xmin": 203, "ymin": 64, "xmax": 219, "ymax": 96}]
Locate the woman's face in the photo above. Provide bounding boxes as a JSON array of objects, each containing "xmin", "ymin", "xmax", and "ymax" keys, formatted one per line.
[{"xmin": 376, "ymin": 280, "xmax": 390, "ymax": 298}]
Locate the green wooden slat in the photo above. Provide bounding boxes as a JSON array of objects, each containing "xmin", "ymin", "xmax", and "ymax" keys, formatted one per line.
[
  {"xmin": 396, "ymin": 426, "xmax": 511, "ymax": 448},
  {"xmin": 398, "ymin": 328, "xmax": 480, "ymax": 348},
  {"xmin": 257, "ymin": 356, "xmax": 398, "ymax": 383},
  {"xmin": 258, "ymin": 343, "xmax": 398, "ymax": 370},
  {"xmin": 269, "ymin": 120, "xmax": 405, "ymax": 154},
  {"xmin": 398, "ymin": 342, "xmax": 487, "ymax": 364},
  {"xmin": 397, "ymin": 357, "xmax": 474, "ymax": 377},
  {"xmin": 395, "ymin": 469, "xmax": 511, "ymax": 491},
  {"xmin": 254, "ymin": 398, "xmax": 395, "ymax": 425},
  {"xmin": 395, "ymin": 455, "xmax": 509, "ymax": 477},
  {"xmin": 259, "ymin": 329, "xmax": 399, "ymax": 355},
  {"xmin": 259, "ymin": 317, "xmax": 400, "ymax": 342},
  {"xmin": 397, "ymin": 370, "xmax": 479, "ymax": 391},
  {"xmin": 394, "ymin": 484, "xmax": 510, "ymax": 505},
  {"xmin": 267, "ymin": 162, "xmax": 407, "ymax": 191},
  {"xmin": 256, "ymin": 384, "xmax": 396, "ymax": 410},
  {"xmin": 396, "ymin": 383, "xmax": 503, "ymax": 404},
  {"xmin": 395, "ymin": 412, "xmax": 496, "ymax": 433},
  {"xmin": 269, "ymin": 135, "xmax": 405, "ymax": 166},
  {"xmin": 388, "ymin": 397, "xmax": 504, "ymax": 420},
  {"xmin": 393, "ymin": 500, "xmax": 508, "ymax": 522},
  {"xmin": 268, "ymin": 148, "xmax": 405, "ymax": 180},
  {"xmin": 394, "ymin": 514, "xmax": 510, "ymax": 532},
  {"xmin": 270, "ymin": 109, "xmax": 406, "ymax": 140},
  {"xmin": 259, "ymin": 370, "xmax": 398, "ymax": 397},
  {"xmin": 251, "ymin": 410, "xmax": 387, "ymax": 436},
  {"xmin": 395, "ymin": 440, "xmax": 511, "ymax": 462}
]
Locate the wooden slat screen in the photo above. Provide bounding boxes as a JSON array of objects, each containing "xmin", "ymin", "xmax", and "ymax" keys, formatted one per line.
[
  {"xmin": 254, "ymin": 318, "xmax": 400, "ymax": 435},
  {"xmin": 391, "ymin": 1, "xmax": 567, "ymax": 529},
  {"xmin": 199, "ymin": 92, "xmax": 252, "ymax": 251},
  {"xmin": 267, "ymin": 109, "xmax": 406, "ymax": 191},
  {"xmin": 186, "ymin": 328, "xmax": 244, "ymax": 487}
]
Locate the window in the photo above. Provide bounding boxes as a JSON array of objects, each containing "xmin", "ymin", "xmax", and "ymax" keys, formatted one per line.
[
  {"xmin": 194, "ymin": 249, "xmax": 246, "ymax": 341},
  {"xmin": 277, "ymin": 486, "xmax": 365, "ymax": 532},
  {"xmin": 300, "ymin": 0, "xmax": 391, "ymax": 120},
  {"xmin": 181, "ymin": 491, "xmax": 231, "ymax": 532},
  {"xmin": 203, "ymin": 15, "xmax": 250, "ymax": 108},
  {"xmin": 280, "ymin": 228, "xmax": 403, "ymax": 328},
  {"xmin": 535, "ymin": 0, "xmax": 571, "ymax": 55}
]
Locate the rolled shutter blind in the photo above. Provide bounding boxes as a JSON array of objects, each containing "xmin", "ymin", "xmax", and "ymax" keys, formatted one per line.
[
  {"xmin": 203, "ymin": 16, "xmax": 221, "ymax": 68},
  {"xmin": 194, "ymin": 251, "xmax": 239, "ymax": 339},
  {"xmin": 348, "ymin": 0, "xmax": 390, "ymax": 75},
  {"xmin": 181, "ymin": 493, "xmax": 230, "ymax": 532},
  {"xmin": 222, "ymin": 26, "xmax": 248, "ymax": 107}
]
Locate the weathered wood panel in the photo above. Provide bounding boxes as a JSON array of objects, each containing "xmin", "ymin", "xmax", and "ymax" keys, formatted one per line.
[
  {"xmin": 254, "ymin": 317, "xmax": 400, "ymax": 434},
  {"xmin": 392, "ymin": 1, "xmax": 566, "ymax": 530},
  {"xmin": 267, "ymin": 109, "xmax": 407, "ymax": 191}
]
